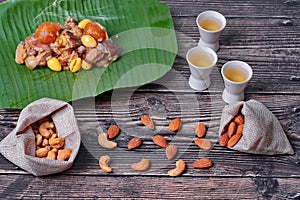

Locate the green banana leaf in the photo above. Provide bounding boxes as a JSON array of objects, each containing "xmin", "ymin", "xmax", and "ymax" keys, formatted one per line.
[{"xmin": 0, "ymin": 0, "xmax": 177, "ymax": 108}]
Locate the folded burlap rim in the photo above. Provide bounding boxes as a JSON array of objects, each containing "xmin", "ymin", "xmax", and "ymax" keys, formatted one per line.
[
  {"xmin": 0, "ymin": 98, "xmax": 81, "ymax": 176},
  {"xmin": 219, "ymin": 99, "xmax": 294, "ymax": 155}
]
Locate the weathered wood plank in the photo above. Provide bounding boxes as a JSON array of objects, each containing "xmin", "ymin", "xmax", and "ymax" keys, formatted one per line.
[
  {"xmin": 0, "ymin": 0, "xmax": 299, "ymax": 199},
  {"xmin": 172, "ymin": 15, "xmax": 300, "ymax": 93},
  {"xmin": 0, "ymin": 175, "xmax": 299, "ymax": 199},
  {"xmin": 162, "ymin": 0, "xmax": 300, "ymax": 17},
  {"xmin": 1, "ymin": 93, "xmax": 299, "ymax": 177}
]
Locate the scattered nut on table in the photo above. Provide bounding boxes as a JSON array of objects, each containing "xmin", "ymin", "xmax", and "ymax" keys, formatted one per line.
[
  {"xmin": 99, "ymin": 155, "xmax": 113, "ymax": 173},
  {"xmin": 167, "ymin": 159, "xmax": 186, "ymax": 177},
  {"xmin": 131, "ymin": 158, "xmax": 150, "ymax": 171},
  {"xmin": 98, "ymin": 132, "xmax": 117, "ymax": 149}
]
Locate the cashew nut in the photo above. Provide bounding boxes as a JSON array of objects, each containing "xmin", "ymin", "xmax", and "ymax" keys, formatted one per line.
[
  {"xmin": 51, "ymin": 148, "xmax": 58, "ymax": 153},
  {"xmin": 42, "ymin": 138, "xmax": 49, "ymax": 147},
  {"xmin": 131, "ymin": 158, "xmax": 150, "ymax": 171},
  {"xmin": 39, "ymin": 121, "xmax": 54, "ymax": 139},
  {"xmin": 98, "ymin": 132, "xmax": 117, "ymax": 149},
  {"xmin": 99, "ymin": 155, "xmax": 113, "ymax": 173},
  {"xmin": 46, "ymin": 151, "xmax": 57, "ymax": 160},
  {"xmin": 49, "ymin": 137, "xmax": 65, "ymax": 149},
  {"xmin": 167, "ymin": 159, "xmax": 186, "ymax": 177},
  {"xmin": 36, "ymin": 148, "xmax": 49, "ymax": 158},
  {"xmin": 36, "ymin": 133, "xmax": 43, "ymax": 146},
  {"xmin": 57, "ymin": 148, "xmax": 72, "ymax": 161}
]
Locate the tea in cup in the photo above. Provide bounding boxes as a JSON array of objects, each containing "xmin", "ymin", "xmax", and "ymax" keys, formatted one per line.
[
  {"xmin": 186, "ymin": 46, "xmax": 218, "ymax": 91},
  {"xmin": 196, "ymin": 10, "xmax": 226, "ymax": 52},
  {"xmin": 221, "ymin": 61, "xmax": 253, "ymax": 104}
]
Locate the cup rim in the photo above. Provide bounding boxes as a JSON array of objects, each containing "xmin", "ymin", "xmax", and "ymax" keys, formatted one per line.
[
  {"xmin": 196, "ymin": 10, "xmax": 227, "ymax": 33},
  {"xmin": 186, "ymin": 46, "xmax": 218, "ymax": 69},
  {"xmin": 221, "ymin": 60, "xmax": 253, "ymax": 84}
]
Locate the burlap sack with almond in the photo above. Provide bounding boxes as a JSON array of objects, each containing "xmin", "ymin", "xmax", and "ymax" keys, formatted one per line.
[
  {"xmin": 219, "ymin": 99, "xmax": 294, "ymax": 155},
  {"xmin": 0, "ymin": 98, "xmax": 81, "ymax": 176}
]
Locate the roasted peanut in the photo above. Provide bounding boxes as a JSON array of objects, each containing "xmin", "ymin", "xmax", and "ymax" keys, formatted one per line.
[
  {"xmin": 57, "ymin": 148, "xmax": 72, "ymax": 161},
  {"xmin": 36, "ymin": 148, "xmax": 49, "ymax": 158},
  {"xmin": 69, "ymin": 57, "xmax": 82, "ymax": 73},
  {"xmin": 46, "ymin": 151, "xmax": 57, "ymax": 160},
  {"xmin": 57, "ymin": 34, "xmax": 67, "ymax": 46},
  {"xmin": 78, "ymin": 19, "xmax": 92, "ymax": 29},
  {"xmin": 49, "ymin": 137, "xmax": 65, "ymax": 149},
  {"xmin": 47, "ymin": 57, "xmax": 62, "ymax": 71},
  {"xmin": 39, "ymin": 121, "xmax": 54, "ymax": 139},
  {"xmin": 81, "ymin": 35, "xmax": 97, "ymax": 48},
  {"xmin": 81, "ymin": 60, "xmax": 92, "ymax": 70},
  {"xmin": 99, "ymin": 155, "xmax": 113, "ymax": 173}
]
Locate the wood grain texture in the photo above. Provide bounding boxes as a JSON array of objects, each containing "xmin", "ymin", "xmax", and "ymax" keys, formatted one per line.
[
  {"xmin": 0, "ymin": 175, "xmax": 299, "ymax": 199},
  {"xmin": 0, "ymin": 0, "xmax": 300, "ymax": 199},
  {"xmin": 1, "ymin": 94, "xmax": 299, "ymax": 177}
]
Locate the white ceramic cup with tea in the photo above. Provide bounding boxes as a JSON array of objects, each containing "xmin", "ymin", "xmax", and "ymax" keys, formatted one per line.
[
  {"xmin": 196, "ymin": 10, "xmax": 226, "ymax": 52},
  {"xmin": 221, "ymin": 61, "xmax": 253, "ymax": 104},
  {"xmin": 186, "ymin": 46, "xmax": 218, "ymax": 91}
]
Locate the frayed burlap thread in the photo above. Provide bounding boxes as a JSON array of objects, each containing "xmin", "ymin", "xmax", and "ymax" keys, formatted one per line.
[
  {"xmin": 0, "ymin": 98, "xmax": 81, "ymax": 176},
  {"xmin": 219, "ymin": 100, "xmax": 294, "ymax": 155}
]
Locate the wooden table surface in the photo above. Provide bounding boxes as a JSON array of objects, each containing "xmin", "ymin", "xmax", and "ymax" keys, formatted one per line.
[{"xmin": 1, "ymin": 0, "xmax": 300, "ymax": 199}]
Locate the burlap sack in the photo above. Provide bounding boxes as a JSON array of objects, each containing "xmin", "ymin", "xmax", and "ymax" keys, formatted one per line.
[
  {"xmin": 0, "ymin": 98, "xmax": 81, "ymax": 176},
  {"xmin": 219, "ymin": 99, "xmax": 294, "ymax": 155}
]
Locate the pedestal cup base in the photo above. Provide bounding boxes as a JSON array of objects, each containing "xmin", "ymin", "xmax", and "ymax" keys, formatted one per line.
[
  {"xmin": 189, "ymin": 75, "xmax": 211, "ymax": 91},
  {"xmin": 198, "ymin": 39, "xmax": 219, "ymax": 52},
  {"xmin": 222, "ymin": 89, "xmax": 244, "ymax": 104}
]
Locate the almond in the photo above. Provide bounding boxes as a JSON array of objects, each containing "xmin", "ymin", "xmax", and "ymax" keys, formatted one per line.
[
  {"xmin": 234, "ymin": 114, "xmax": 244, "ymax": 125},
  {"xmin": 165, "ymin": 144, "xmax": 178, "ymax": 160},
  {"xmin": 192, "ymin": 158, "xmax": 213, "ymax": 169},
  {"xmin": 228, "ymin": 121, "xmax": 237, "ymax": 138},
  {"xmin": 219, "ymin": 132, "xmax": 229, "ymax": 147},
  {"xmin": 228, "ymin": 133, "xmax": 242, "ymax": 147},
  {"xmin": 168, "ymin": 118, "xmax": 181, "ymax": 132},
  {"xmin": 141, "ymin": 115, "xmax": 155, "ymax": 130},
  {"xmin": 107, "ymin": 124, "xmax": 120, "ymax": 139},
  {"xmin": 194, "ymin": 138, "xmax": 212, "ymax": 150},
  {"xmin": 152, "ymin": 135, "xmax": 168, "ymax": 148},
  {"xmin": 195, "ymin": 122, "xmax": 206, "ymax": 138},
  {"xmin": 236, "ymin": 124, "xmax": 244, "ymax": 135},
  {"xmin": 128, "ymin": 137, "xmax": 142, "ymax": 149}
]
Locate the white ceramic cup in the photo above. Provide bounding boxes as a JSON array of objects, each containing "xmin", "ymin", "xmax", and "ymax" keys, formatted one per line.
[
  {"xmin": 186, "ymin": 46, "xmax": 218, "ymax": 91},
  {"xmin": 196, "ymin": 10, "xmax": 226, "ymax": 52},
  {"xmin": 221, "ymin": 61, "xmax": 253, "ymax": 104}
]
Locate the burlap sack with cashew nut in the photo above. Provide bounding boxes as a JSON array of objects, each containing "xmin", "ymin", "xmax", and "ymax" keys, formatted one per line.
[
  {"xmin": 219, "ymin": 99, "xmax": 294, "ymax": 155},
  {"xmin": 0, "ymin": 98, "xmax": 81, "ymax": 176}
]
